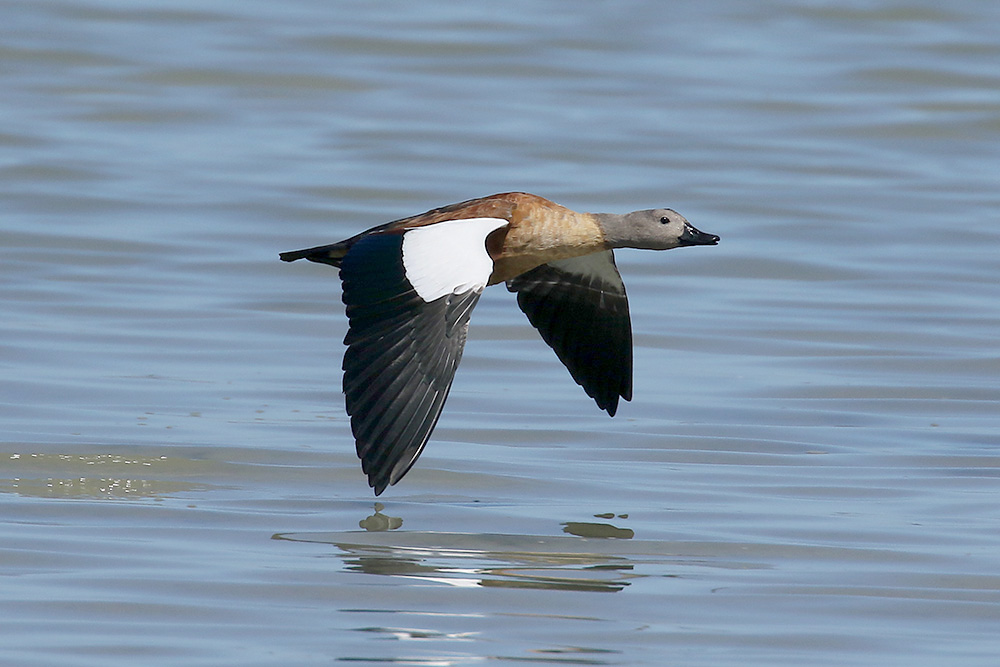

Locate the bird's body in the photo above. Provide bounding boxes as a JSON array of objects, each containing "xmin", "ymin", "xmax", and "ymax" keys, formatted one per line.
[
  {"xmin": 280, "ymin": 192, "xmax": 606, "ymax": 283},
  {"xmin": 281, "ymin": 192, "xmax": 719, "ymax": 494}
]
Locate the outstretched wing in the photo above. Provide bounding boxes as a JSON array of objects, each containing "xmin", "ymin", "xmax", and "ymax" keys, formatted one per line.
[
  {"xmin": 506, "ymin": 250, "xmax": 632, "ymax": 416},
  {"xmin": 339, "ymin": 218, "xmax": 507, "ymax": 494}
]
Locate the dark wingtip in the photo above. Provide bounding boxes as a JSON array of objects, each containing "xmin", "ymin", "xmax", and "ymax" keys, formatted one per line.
[
  {"xmin": 598, "ymin": 385, "xmax": 633, "ymax": 417},
  {"xmin": 599, "ymin": 394, "xmax": 619, "ymax": 417}
]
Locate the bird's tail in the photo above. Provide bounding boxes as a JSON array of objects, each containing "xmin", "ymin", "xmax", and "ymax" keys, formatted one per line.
[{"xmin": 279, "ymin": 242, "xmax": 349, "ymax": 267}]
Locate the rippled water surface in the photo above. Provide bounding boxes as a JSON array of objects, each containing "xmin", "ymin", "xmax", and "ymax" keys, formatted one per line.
[{"xmin": 3, "ymin": 1, "xmax": 999, "ymax": 665}]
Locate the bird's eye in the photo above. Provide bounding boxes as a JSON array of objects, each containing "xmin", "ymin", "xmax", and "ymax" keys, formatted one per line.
[{"xmin": 659, "ymin": 216, "xmax": 670, "ymax": 224}]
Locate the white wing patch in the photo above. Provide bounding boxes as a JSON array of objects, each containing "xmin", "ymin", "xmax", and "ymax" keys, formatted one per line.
[{"xmin": 401, "ymin": 217, "xmax": 508, "ymax": 302}]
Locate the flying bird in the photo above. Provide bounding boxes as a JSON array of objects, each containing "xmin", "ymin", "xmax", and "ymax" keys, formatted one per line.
[{"xmin": 281, "ymin": 192, "xmax": 719, "ymax": 494}]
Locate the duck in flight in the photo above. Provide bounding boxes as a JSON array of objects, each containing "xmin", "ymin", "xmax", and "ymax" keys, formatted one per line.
[{"xmin": 281, "ymin": 192, "xmax": 719, "ymax": 495}]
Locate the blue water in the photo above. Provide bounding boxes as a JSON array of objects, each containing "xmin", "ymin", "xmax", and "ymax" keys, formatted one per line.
[{"xmin": 2, "ymin": 1, "xmax": 999, "ymax": 665}]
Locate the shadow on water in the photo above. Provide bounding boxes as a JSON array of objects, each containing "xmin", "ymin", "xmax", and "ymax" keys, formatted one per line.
[
  {"xmin": 277, "ymin": 533, "xmax": 636, "ymax": 593},
  {"xmin": 276, "ymin": 507, "xmax": 695, "ymax": 594}
]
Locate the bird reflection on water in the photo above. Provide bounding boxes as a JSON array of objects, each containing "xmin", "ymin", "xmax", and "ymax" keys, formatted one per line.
[{"xmin": 274, "ymin": 523, "xmax": 644, "ymax": 593}]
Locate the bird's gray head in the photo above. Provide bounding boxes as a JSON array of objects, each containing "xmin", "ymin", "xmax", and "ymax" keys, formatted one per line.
[{"xmin": 594, "ymin": 208, "xmax": 720, "ymax": 251}]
